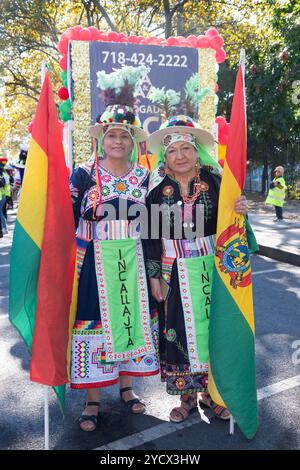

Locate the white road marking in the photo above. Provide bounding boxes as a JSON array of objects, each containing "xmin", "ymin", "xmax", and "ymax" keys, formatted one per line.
[
  {"xmin": 252, "ymin": 268, "xmax": 300, "ymax": 276},
  {"xmin": 94, "ymin": 375, "xmax": 300, "ymax": 450}
]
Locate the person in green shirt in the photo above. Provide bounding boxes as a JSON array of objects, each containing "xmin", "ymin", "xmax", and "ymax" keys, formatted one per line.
[{"xmin": 265, "ymin": 166, "xmax": 286, "ymax": 221}]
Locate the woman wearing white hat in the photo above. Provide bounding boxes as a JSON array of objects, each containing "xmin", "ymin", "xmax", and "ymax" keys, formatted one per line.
[{"xmin": 145, "ymin": 81, "xmax": 248, "ymax": 423}]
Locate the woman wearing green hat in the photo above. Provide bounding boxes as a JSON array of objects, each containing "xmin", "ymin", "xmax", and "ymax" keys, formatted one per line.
[
  {"xmin": 145, "ymin": 85, "xmax": 248, "ymax": 423},
  {"xmin": 69, "ymin": 66, "xmax": 159, "ymax": 431}
]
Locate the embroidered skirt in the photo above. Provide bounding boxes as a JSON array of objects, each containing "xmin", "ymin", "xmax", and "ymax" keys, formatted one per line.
[
  {"xmin": 71, "ymin": 219, "xmax": 159, "ymax": 389},
  {"xmin": 159, "ymin": 235, "xmax": 216, "ymax": 395}
]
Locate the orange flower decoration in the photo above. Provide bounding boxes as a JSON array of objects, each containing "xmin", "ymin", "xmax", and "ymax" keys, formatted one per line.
[{"xmin": 162, "ymin": 185, "xmax": 174, "ymax": 197}]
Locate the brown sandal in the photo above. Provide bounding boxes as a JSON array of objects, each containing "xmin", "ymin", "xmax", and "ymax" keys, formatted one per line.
[
  {"xmin": 199, "ymin": 393, "xmax": 230, "ymax": 420},
  {"xmin": 169, "ymin": 394, "xmax": 198, "ymax": 423}
]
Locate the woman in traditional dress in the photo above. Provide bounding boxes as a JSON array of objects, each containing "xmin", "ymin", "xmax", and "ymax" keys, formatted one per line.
[
  {"xmin": 70, "ymin": 66, "xmax": 159, "ymax": 432},
  {"xmin": 145, "ymin": 96, "xmax": 249, "ymax": 422}
]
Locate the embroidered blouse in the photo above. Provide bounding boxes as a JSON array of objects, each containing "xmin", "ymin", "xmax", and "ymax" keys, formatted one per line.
[
  {"xmin": 70, "ymin": 161, "xmax": 149, "ymax": 231},
  {"xmin": 145, "ymin": 167, "xmax": 221, "ymax": 278}
]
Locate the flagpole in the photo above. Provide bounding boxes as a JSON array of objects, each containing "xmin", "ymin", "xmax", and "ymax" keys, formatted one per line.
[
  {"xmin": 41, "ymin": 61, "xmax": 47, "ymax": 86},
  {"xmin": 44, "ymin": 386, "xmax": 49, "ymax": 450},
  {"xmin": 227, "ymin": 48, "xmax": 246, "ymax": 437},
  {"xmin": 229, "ymin": 415, "xmax": 235, "ymax": 435},
  {"xmin": 41, "ymin": 61, "xmax": 51, "ymax": 451},
  {"xmin": 239, "ymin": 48, "xmax": 247, "ymax": 121}
]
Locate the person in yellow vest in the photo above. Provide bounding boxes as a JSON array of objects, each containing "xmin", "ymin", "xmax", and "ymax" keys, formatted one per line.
[
  {"xmin": 0, "ymin": 160, "xmax": 9, "ymax": 235},
  {"xmin": 266, "ymin": 166, "xmax": 286, "ymax": 221}
]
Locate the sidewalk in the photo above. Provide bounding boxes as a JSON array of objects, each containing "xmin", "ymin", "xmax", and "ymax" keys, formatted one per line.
[{"xmin": 247, "ymin": 193, "xmax": 300, "ymax": 267}]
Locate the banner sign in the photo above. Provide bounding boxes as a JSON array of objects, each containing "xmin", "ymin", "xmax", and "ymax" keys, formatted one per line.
[
  {"xmin": 70, "ymin": 40, "xmax": 217, "ymax": 166},
  {"xmin": 89, "ymin": 42, "xmax": 199, "ymax": 134}
]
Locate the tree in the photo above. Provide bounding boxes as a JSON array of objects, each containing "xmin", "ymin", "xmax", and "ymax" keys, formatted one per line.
[{"xmin": 0, "ymin": 0, "xmax": 294, "ymax": 157}]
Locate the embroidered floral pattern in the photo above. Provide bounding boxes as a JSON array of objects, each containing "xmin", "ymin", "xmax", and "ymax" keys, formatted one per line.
[
  {"xmin": 70, "ymin": 182, "xmax": 79, "ymax": 203},
  {"xmin": 146, "ymin": 260, "xmax": 161, "ymax": 279},
  {"xmin": 113, "ymin": 180, "xmax": 129, "ymax": 194},
  {"xmin": 102, "ymin": 174, "xmax": 112, "ymax": 183},
  {"xmin": 175, "ymin": 377, "xmax": 186, "ymax": 390},
  {"xmin": 198, "ymin": 191, "xmax": 213, "ymax": 222},
  {"xmin": 101, "ymin": 185, "xmax": 110, "ymax": 197},
  {"xmin": 135, "ymin": 168, "xmax": 144, "ymax": 177},
  {"xmin": 166, "ymin": 329, "xmax": 176, "ymax": 342},
  {"xmin": 80, "ymin": 164, "xmax": 149, "ymax": 214},
  {"xmin": 132, "ymin": 188, "xmax": 142, "ymax": 198},
  {"xmin": 162, "ymin": 185, "xmax": 174, "ymax": 197},
  {"xmin": 158, "ymin": 165, "xmax": 166, "ymax": 178},
  {"xmin": 197, "ymin": 181, "xmax": 209, "ymax": 192},
  {"xmin": 88, "ymin": 188, "xmax": 99, "ymax": 201},
  {"xmin": 129, "ymin": 175, "xmax": 138, "ymax": 185}
]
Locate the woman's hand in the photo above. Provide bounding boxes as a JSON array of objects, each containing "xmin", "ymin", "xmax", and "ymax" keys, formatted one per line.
[
  {"xmin": 150, "ymin": 278, "xmax": 164, "ymax": 303},
  {"xmin": 234, "ymin": 195, "xmax": 248, "ymax": 215}
]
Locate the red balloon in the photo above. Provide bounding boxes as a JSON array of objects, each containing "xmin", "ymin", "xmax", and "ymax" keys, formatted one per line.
[
  {"xmin": 146, "ymin": 37, "xmax": 161, "ymax": 45},
  {"xmin": 167, "ymin": 36, "xmax": 179, "ymax": 46},
  {"xmin": 79, "ymin": 28, "xmax": 92, "ymax": 40},
  {"xmin": 205, "ymin": 27, "xmax": 219, "ymax": 39},
  {"xmin": 187, "ymin": 35, "xmax": 198, "ymax": 48},
  {"xmin": 128, "ymin": 35, "xmax": 139, "ymax": 43},
  {"xmin": 88, "ymin": 26, "xmax": 102, "ymax": 35},
  {"xmin": 58, "ymin": 38, "xmax": 69, "ymax": 55},
  {"xmin": 215, "ymin": 116, "xmax": 229, "ymax": 129},
  {"xmin": 215, "ymin": 116, "xmax": 225, "ymax": 126},
  {"xmin": 215, "ymin": 83, "xmax": 219, "ymax": 93},
  {"xmin": 89, "ymin": 29, "xmax": 101, "ymax": 40},
  {"xmin": 73, "ymin": 25, "xmax": 83, "ymax": 32},
  {"xmin": 179, "ymin": 38, "xmax": 191, "ymax": 47},
  {"xmin": 74, "ymin": 31, "xmax": 84, "ymax": 40},
  {"xmin": 58, "ymin": 87, "xmax": 69, "ymax": 100},
  {"xmin": 59, "ymin": 56, "xmax": 68, "ymax": 70},
  {"xmin": 108, "ymin": 31, "xmax": 120, "ymax": 42},
  {"xmin": 61, "ymin": 28, "xmax": 74, "ymax": 40},
  {"xmin": 197, "ymin": 35, "xmax": 210, "ymax": 48},
  {"xmin": 98, "ymin": 33, "xmax": 108, "ymax": 41},
  {"xmin": 119, "ymin": 37, "xmax": 130, "ymax": 43},
  {"xmin": 215, "ymin": 48, "xmax": 227, "ymax": 63},
  {"xmin": 208, "ymin": 35, "xmax": 224, "ymax": 50}
]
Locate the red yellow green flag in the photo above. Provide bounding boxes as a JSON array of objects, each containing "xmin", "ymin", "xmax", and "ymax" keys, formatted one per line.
[
  {"xmin": 9, "ymin": 71, "xmax": 77, "ymax": 410},
  {"xmin": 208, "ymin": 64, "xmax": 258, "ymax": 439}
]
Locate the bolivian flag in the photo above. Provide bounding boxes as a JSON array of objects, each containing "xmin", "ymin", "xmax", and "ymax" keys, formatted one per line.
[
  {"xmin": 9, "ymin": 72, "xmax": 77, "ymax": 410},
  {"xmin": 208, "ymin": 64, "xmax": 258, "ymax": 438}
]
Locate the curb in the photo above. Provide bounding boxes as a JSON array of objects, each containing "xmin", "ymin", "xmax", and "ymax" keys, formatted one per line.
[{"xmin": 258, "ymin": 245, "xmax": 300, "ymax": 267}]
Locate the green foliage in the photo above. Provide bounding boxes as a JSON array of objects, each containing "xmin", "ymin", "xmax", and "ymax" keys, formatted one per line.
[{"xmin": 0, "ymin": 0, "xmax": 299, "ymax": 167}]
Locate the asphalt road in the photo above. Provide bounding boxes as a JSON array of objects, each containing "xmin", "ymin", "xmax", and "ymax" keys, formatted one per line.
[{"xmin": 0, "ymin": 210, "xmax": 299, "ymax": 451}]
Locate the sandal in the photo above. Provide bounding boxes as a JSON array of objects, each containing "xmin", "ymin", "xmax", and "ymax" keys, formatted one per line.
[
  {"xmin": 169, "ymin": 394, "xmax": 198, "ymax": 423},
  {"xmin": 198, "ymin": 392, "xmax": 230, "ymax": 420},
  {"xmin": 79, "ymin": 401, "xmax": 100, "ymax": 432},
  {"xmin": 120, "ymin": 387, "xmax": 146, "ymax": 414}
]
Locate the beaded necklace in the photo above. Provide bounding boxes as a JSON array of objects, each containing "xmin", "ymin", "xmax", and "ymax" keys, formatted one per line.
[{"xmin": 180, "ymin": 168, "xmax": 209, "ymax": 206}]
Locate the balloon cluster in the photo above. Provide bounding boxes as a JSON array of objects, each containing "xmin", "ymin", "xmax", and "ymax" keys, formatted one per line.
[
  {"xmin": 57, "ymin": 26, "xmax": 226, "ymax": 122},
  {"xmin": 57, "ymin": 69, "xmax": 72, "ymax": 122},
  {"xmin": 215, "ymin": 116, "xmax": 229, "ymax": 145}
]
